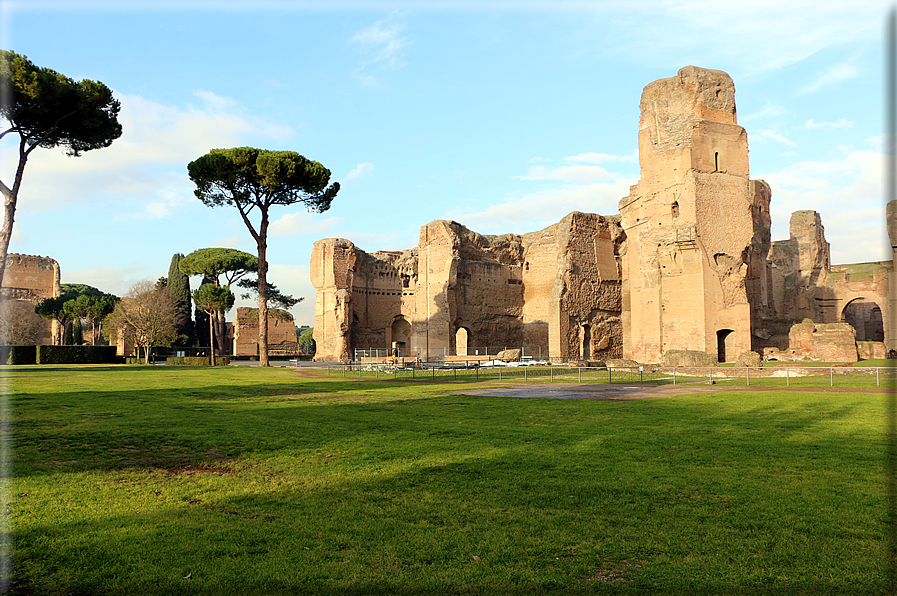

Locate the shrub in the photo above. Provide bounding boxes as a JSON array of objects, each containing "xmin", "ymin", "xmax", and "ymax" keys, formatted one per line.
[
  {"xmin": 36, "ymin": 345, "xmax": 117, "ymax": 364},
  {"xmin": 166, "ymin": 356, "xmax": 231, "ymax": 366},
  {"xmin": 0, "ymin": 345, "xmax": 37, "ymax": 365}
]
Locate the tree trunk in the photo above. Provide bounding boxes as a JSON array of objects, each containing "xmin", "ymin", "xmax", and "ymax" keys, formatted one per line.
[
  {"xmin": 0, "ymin": 139, "xmax": 31, "ymax": 286},
  {"xmin": 215, "ymin": 310, "xmax": 227, "ymax": 355},
  {"xmin": 144, "ymin": 344, "xmax": 152, "ymax": 365},
  {"xmin": 209, "ymin": 312, "xmax": 215, "ymax": 366},
  {"xmin": 258, "ymin": 215, "xmax": 269, "ymax": 367}
]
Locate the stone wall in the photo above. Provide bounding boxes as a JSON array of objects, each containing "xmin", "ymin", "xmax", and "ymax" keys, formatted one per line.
[
  {"xmin": 619, "ymin": 66, "xmax": 754, "ymax": 363},
  {"xmin": 311, "ymin": 213, "xmax": 623, "ymax": 362},
  {"xmin": 0, "ymin": 254, "xmax": 61, "ymax": 344},
  {"xmin": 232, "ymin": 307, "xmax": 298, "ymax": 357}
]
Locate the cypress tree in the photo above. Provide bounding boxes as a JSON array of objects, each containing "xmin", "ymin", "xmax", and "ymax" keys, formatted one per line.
[
  {"xmin": 63, "ymin": 321, "xmax": 73, "ymax": 346},
  {"xmin": 166, "ymin": 253, "xmax": 193, "ymax": 345},
  {"xmin": 193, "ymin": 277, "xmax": 212, "ymax": 350},
  {"xmin": 72, "ymin": 319, "xmax": 83, "ymax": 345}
]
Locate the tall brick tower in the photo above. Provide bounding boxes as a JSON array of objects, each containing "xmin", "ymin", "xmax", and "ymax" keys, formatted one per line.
[{"xmin": 619, "ymin": 66, "xmax": 767, "ymax": 363}]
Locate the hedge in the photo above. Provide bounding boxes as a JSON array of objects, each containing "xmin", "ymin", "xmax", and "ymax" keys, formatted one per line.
[
  {"xmin": 36, "ymin": 345, "xmax": 118, "ymax": 364},
  {"xmin": 167, "ymin": 356, "xmax": 231, "ymax": 366},
  {"xmin": 0, "ymin": 345, "xmax": 37, "ymax": 365}
]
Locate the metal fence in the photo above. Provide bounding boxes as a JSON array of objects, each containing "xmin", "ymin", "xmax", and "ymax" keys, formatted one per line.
[
  {"xmin": 327, "ymin": 364, "xmax": 897, "ymax": 388},
  {"xmin": 353, "ymin": 347, "xmax": 547, "ymax": 361}
]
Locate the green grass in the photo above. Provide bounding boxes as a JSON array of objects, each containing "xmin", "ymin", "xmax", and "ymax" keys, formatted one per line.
[{"xmin": 3, "ymin": 365, "xmax": 888, "ymax": 594}]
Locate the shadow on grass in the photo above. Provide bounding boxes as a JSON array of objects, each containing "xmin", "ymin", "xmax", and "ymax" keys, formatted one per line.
[{"xmin": 8, "ymin": 371, "xmax": 886, "ymax": 593}]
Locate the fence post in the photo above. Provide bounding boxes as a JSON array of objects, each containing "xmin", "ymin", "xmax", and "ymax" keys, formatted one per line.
[
  {"xmin": 746, "ymin": 366, "xmax": 750, "ymax": 387},
  {"xmin": 786, "ymin": 367, "xmax": 790, "ymax": 387},
  {"xmin": 454, "ymin": 367, "xmax": 456, "ymax": 381},
  {"xmin": 609, "ymin": 367, "xmax": 612, "ymax": 384},
  {"xmin": 412, "ymin": 366, "xmax": 415, "ymax": 380},
  {"xmin": 830, "ymin": 367, "xmax": 833, "ymax": 388},
  {"xmin": 550, "ymin": 367, "xmax": 553, "ymax": 383},
  {"xmin": 499, "ymin": 367, "xmax": 502, "ymax": 381},
  {"xmin": 640, "ymin": 367, "xmax": 644, "ymax": 384},
  {"xmin": 877, "ymin": 367, "xmax": 880, "ymax": 388},
  {"xmin": 579, "ymin": 367, "xmax": 582, "ymax": 383},
  {"xmin": 674, "ymin": 367, "xmax": 676, "ymax": 385},
  {"xmin": 525, "ymin": 366, "xmax": 527, "ymax": 382},
  {"xmin": 708, "ymin": 367, "xmax": 712, "ymax": 385}
]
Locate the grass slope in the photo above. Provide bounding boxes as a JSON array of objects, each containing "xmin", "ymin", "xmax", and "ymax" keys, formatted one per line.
[{"xmin": 4, "ymin": 365, "xmax": 887, "ymax": 595}]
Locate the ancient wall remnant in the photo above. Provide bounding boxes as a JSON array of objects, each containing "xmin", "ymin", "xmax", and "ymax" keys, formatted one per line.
[
  {"xmin": 619, "ymin": 66, "xmax": 754, "ymax": 363},
  {"xmin": 764, "ymin": 320, "xmax": 859, "ymax": 363},
  {"xmin": 0, "ymin": 254, "xmax": 61, "ymax": 345},
  {"xmin": 311, "ymin": 213, "xmax": 623, "ymax": 362},
  {"xmin": 311, "ymin": 67, "xmax": 896, "ymax": 364},
  {"xmin": 232, "ymin": 307, "xmax": 298, "ymax": 357}
]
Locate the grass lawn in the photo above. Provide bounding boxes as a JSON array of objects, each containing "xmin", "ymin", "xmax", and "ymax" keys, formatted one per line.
[{"xmin": 3, "ymin": 365, "xmax": 888, "ymax": 594}]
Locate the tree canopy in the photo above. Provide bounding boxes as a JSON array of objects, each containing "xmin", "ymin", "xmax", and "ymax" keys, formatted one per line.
[
  {"xmin": 62, "ymin": 292, "xmax": 118, "ymax": 345},
  {"xmin": 179, "ymin": 248, "xmax": 257, "ymax": 287},
  {"xmin": 166, "ymin": 253, "xmax": 192, "ymax": 345},
  {"xmin": 187, "ymin": 147, "xmax": 339, "ymax": 366},
  {"xmin": 237, "ymin": 277, "xmax": 302, "ymax": 310},
  {"xmin": 0, "ymin": 50, "xmax": 122, "ymax": 282},
  {"xmin": 103, "ymin": 281, "xmax": 179, "ymax": 364}
]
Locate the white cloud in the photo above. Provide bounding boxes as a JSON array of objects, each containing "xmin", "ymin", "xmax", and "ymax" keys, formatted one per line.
[
  {"xmin": 578, "ymin": 1, "xmax": 881, "ymax": 75},
  {"xmin": 210, "ymin": 234, "xmax": 249, "ymax": 251},
  {"xmin": 740, "ymin": 103, "xmax": 788, "ymax": 123},
  {"xmin": 758, "ymin": 150, "xmax": 886, "ymax": 264},
  {"xmin": 269, "ymin": 212, "xmax": 343, "ymax": 238},
  {"xmin": 0, "ymin": 91, "xmax": 290, "ymax": 215},
  {"xmin": 448, "ymin": 178, "xmax": 636, "ymax": 235},
  {"xmin": 798, "ymin": 63, "xmax": 859, "ymax": 95},
  {"xmin": 754, "ymin": 128, "xmax": 797, "ymax": 146},
  {"xmin": 521, "ymin": 164, "xmax": 615, "ymax": 183},
  {"xmin": 343, "ymin": 162, "xmax": 375, "ymax": 181},
  {"xmin": 62, "ymin": 267, "xmax": 162, "ymax": 297},
  {"xmin": 334, "ymin": 231, "xmax": 411, "ymax": 251},
  {"xmin": 565, "ymin": 151, "xmax": 637, "ymax": 164},
  {"xmin": 802, "ymin": 118, "xmax": 853, "ymax": 130},
  {"xmin": 351, "ymin": 11, "xmax": 410, "ymax": 85}
]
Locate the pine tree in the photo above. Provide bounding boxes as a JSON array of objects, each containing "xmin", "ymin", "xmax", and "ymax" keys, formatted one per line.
[
  {"xmin": 72, "ymin": 319, "xmax": 83, "ymax": 345},
  {"xmin": 166, "ymin": 253, "xmax": 192, "ymax": 345}
]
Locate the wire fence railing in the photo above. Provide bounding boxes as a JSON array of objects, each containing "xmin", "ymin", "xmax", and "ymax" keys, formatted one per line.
[
  {"xmin": 326, "ymin": 364, "xmax": 897, "ymax": 388},
  {"xmin": 353, "ymin": 347, "xmax": 548, "ymax": 361}
]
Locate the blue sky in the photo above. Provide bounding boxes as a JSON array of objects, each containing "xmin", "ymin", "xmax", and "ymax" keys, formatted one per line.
[{"xmin": 0, "ymin": 1, "xmax": 892, "ymax": 326}]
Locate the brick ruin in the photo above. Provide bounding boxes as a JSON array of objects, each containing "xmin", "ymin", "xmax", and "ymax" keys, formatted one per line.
[
  {"xmin": 232, "ymin": 307, "xmax": 300, "ymax": 357},
  {"xmin": 311, "ymin": 66, "xmax": 894, "ymax": 364},
  {"xmin": 0, "ymin": 253, "xmax": 61, "ymax": 345}
]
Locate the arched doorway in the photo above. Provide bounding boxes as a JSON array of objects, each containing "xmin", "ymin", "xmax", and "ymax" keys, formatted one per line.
[
  {"xmin": 716, "ymin": 329, "xmax": 734, "ymax": 363},
  {"xmin": 391, "ymin": 316, "xmax": 411, "ymax": 356},
  {"xmin": 456, "ymin": 327, "xmax": 469, "ymax": 356},
  {"xmin": 842, "ymin": 299, "xmax": 884, "ymax": 342}
]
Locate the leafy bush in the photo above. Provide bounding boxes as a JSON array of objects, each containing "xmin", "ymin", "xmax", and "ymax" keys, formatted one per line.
[
  {"xmin": 36, "ymin": 345, "xmax": 117, "ymax": 364},
  {"xmin": 0, "ymin": 345, "xmax": 36, "ymax": 365},
  {"xmin": 166, "ymin": 356, "xmax": 231, "ymax": 366}
]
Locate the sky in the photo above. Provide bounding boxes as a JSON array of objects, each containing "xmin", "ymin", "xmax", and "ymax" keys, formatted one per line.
[{"xmin": 0, "ymin": 0, "xmax": 893, "ymax": 326}]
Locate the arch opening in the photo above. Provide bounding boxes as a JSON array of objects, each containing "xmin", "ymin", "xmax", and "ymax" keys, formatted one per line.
[
  {"xmin": 716, "ymin": 329, "xmax": 734, "ymax": 363},
  {"xmin": 581, "ymin": 324, "xmax": 592, "ymax": 360},
  {"xmin": 455, "ymin": 327, "xmax": 470, "ymax": 357},
  {"xmin": 391, "ymin": 316, "xmax": 411, "ymax": 356},
  {"xmin": 842, "ymin": 300, "xmax": 884, "ymax": 342}
]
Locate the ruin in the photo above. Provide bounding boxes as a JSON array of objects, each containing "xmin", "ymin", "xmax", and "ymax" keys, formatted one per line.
[
  {"xmin": 232, "ymin": 307, "xmax": 300, "ymax": 357},
  {"xmin": 0, "ymin": 253, "xmax": 61, "ymax": 345},
  {"xmin": 311, "ymin": 66, "xmax": 894, "ymax": 364}
]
